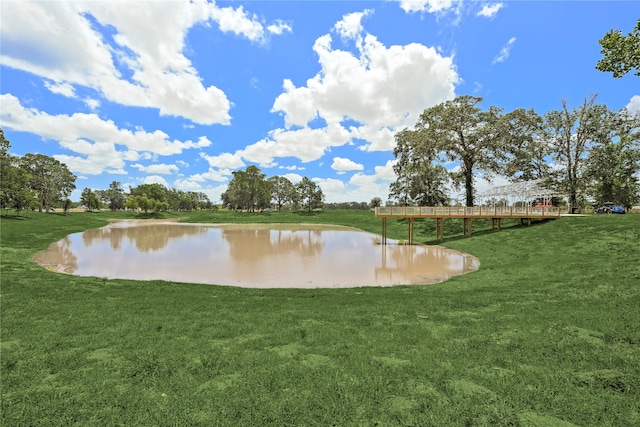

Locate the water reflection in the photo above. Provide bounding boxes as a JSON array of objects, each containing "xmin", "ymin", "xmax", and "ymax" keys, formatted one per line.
[{"xmin": 33, "ymin": 221, "xmax": 479, "ymax": 288}]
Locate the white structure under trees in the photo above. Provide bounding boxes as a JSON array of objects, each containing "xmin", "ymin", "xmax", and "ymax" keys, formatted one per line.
[{"xmin": 477, "ymin": 179, "xmax": 564, "ymax": 207}]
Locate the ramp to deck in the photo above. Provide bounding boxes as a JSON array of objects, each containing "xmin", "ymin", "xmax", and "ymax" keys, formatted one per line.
[{"xmin": 374, "ymin": 206, "xmax": 561, "ymax": 243}]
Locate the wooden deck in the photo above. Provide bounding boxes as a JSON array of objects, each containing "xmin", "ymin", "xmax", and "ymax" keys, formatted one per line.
[{"xmin": 374, "ymin": 206, "xmax": 561, "ymax": 243}]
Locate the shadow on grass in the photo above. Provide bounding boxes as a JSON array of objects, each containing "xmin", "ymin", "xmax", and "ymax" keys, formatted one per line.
[
  {"xmin": 420, "ymin": 218, "xmax": 557, "ymax": 245},
  {"xmin": 296, "ymin": 210, "xmax": 323, "ymax": 217},
  {"xmin": 0, "ymin": 213, "xmax": 30, "ymax": 220},
  {"xmin": 133, "ymin": 212, "xmax": 180, "ymax": 220}
]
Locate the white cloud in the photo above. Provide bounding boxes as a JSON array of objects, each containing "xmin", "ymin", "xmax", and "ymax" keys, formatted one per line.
[
  {"xmin": 477, "ymin": 3, "xmax": 503, "ymax": 18},
  {"xmin": 200, "ymin": 152, "xmax": 246, "ymax": 169},
  {"xmin": 172, "ymin": 167, "xmax": 244, "ymax": 198},
  {"xmin": 172, "ymin": 178, "xmax": 236, "ymax": 206},
  {"xmin": 281, "ymin": 173, "xmax": 303, "ymax": 184},
  {"xmin": 625, "ymin": 95, "xmax": 640, "ymax": 115},
  {"xmin": 334, "ymin": 10, "xmax": 372, "ymax": 41},
  {"xmin": 374, "ymin": 160, "xmax": 398, "ymax": 181},
  {"xmin": 314, "ymin": 159, "xmax": 397, "ymax": 202},
  {"xmin": 84, "ymin": 98, "xmax": 100, "ymax": 110},
  {"xmin": 200, "ymin": 184, "xmax": 230, "ymax": 205},
  {"xmin": 0, "ymin": 1, "xmax": 288, "ymax": 125},
  {"xmin": 142, "ymin": 175, "xmax": 169, "ymax": 187},
  {"xmin": 186, "ymin": 168, "xmax": 233, "ymax": 184},
  {"xmin": 397, "ymin": 0, "xmax": 457, "ymax": 14},
  {"xmin": 274, "ymin": 32, "xmax": 458, "ymax": 130},
  {"xmin": 279, "ymin": 165, "xmax": 305, "ymax": 171},
  {"xmin": 173, "ymin": 178, "xmax": 203, "ymax": 192},
  {"xmin": 44, "ymin": 81, "xmax": 76, "ymax": 98},
  {"xmin": 54, "ymin": 153, "xmax": 127, "ymax": 175},
  {"xmin": 131, "ymin": 163, "xmax": 179, "ymax": 175},
  {"xmin": 267, "ymin": 20, "xmax": 293, "ymax": 35},
  {"xmin": 240, "ymin": 124, "xmax": 352, "ymax": 166},
  {"xmin": 493, "ymin": 37, "xmax": 516, "ymax": 64},
  {"xmin": 260, "ymin": 14, "xmax": 458, "ymax": 163},
  {"xmin": 350, "ymin": 125, "xmax": 396, "ymax": 151},
  {"xmin": 211, "ymin": 5, "xmax": 265, "ymax": 41},
  {"xmin": 0, "ymin": 94, "xmax": 210, "ymax": 175},
  {"xmin": 331, "ymin": 157, "xmax": 364, "ymax": 174}
]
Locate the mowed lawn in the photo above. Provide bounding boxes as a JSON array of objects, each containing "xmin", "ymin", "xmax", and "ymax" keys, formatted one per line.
[{"xmin": 1, "ymin": 210, "xmax": 639, "ymax": 426}]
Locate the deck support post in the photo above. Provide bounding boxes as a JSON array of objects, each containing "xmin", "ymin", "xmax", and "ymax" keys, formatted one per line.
[
  {"xmin": 382, "ymin": 217, "xmax": 387, "ymax": 245},
  {"xmin": 436, "ymin": 218, "xmax": 444, "ymax": 241},
  {"xmin": 408, "ymin": 217, "xmax": 414, "ymax": 245},
  {"xmin": 375, "ymin": 206, "xmax": 559, "ymax": 243},
  {"xmin": 463, "ymin": 218, "xmax": 472, "ymax": 236}
]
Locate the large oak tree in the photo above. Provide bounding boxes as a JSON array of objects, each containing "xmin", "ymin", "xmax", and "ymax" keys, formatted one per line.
[
  {"xmin": 393, "ymin": 96, "xmax": 541, "ymax": 206},
  {"xmin": 19, "ymin": 153, "xmax": 76, "ymax": 212},
  {"xmin": 221, "ymin": 166, "xmax": 273, "ymax": 211}
]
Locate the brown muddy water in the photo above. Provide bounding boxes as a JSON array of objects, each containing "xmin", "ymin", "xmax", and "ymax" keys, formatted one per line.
[{"xmin": 33, "ymin": 221, "xmax": 479, "ymax": 288}]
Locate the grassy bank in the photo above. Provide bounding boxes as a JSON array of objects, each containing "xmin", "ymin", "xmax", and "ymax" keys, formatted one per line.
[{"xmin": 1, "ymin": 211, "xmax": 639, "ymax": 426}]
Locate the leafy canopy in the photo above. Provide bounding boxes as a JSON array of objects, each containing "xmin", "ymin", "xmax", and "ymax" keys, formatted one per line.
[{"xmin": 596, "ymin": 18, "xmax": 640, "ymax": 78}]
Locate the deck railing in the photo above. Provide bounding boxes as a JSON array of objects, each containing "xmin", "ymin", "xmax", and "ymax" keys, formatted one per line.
[{"xmin": 375, "ymin": 206, "xmax": 561, "ymax": 218}]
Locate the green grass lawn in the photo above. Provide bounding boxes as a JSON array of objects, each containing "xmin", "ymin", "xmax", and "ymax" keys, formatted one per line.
[{"xmin": 1, "ymin": 210, "xmax": 639, "ymax": 426}]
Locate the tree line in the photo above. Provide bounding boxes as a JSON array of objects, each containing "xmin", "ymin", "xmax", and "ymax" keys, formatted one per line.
[
  {"xmin": 389, "ymin": 94, "xmax": 640, "ymax": 211},
  {"xmin": 1, "ymin": 130, "xmax": 77, "ymax": 214},
  {"xmin": 1, "ymin": 130, "xmax": 328, "ymax": 214},
  {"xmin": 220, "ymin": 166, "xmax": 325, "ymax": 211},
  {"xmin": 79, "ymin": 182, "xmax": 214, "ymax": 214}
]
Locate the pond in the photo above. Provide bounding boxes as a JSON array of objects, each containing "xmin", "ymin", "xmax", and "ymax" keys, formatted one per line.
[{"xmin": 33, "ymin": 221, "xmax": 479, "ymax": 288}]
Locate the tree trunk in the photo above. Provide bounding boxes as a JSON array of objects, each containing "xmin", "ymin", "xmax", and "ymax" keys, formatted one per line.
[{"xmin": 464, "ymin": 160, "xmax": 474, "ymax": 206}]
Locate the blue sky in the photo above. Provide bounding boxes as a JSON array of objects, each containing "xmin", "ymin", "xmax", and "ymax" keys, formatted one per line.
[{"xmin": 1, "ymin": 0, "xmax": 638, "ymax": 204}]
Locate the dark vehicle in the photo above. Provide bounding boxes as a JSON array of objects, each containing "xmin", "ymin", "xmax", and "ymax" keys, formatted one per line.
[
  {"xmin": 611, "ymin": 205, "xmax": 625, "ymax": 214},
  {"xmin": 595, "ymin": 202, "xmax": 625, "ymax": 214}
]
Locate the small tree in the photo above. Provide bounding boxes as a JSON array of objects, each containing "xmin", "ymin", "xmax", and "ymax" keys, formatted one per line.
[
  {"xmin": 370, "ymin": 197, "xmax": 382, "ymax": 208},
  {"xmin": 543, "ymin": 95, "xmax": 611, "ymax": 213},
  {"xmin": 80, "ymin": 188, "xmax": 101, "ymax": 211},
  {"xmin": 268, "ymin": 175, "xmax": 296, "ymax": 211},
  {"xmin": 97, "ymin": 181, "xmax": 126, "ymax": 211},
  {"xmin": 297, "ymin": 177, "xmax": 324, "ymax": 211}
]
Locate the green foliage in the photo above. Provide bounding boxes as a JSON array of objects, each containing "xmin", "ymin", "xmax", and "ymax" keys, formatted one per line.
[
  {"xmin": 268, "ymin": 175, "xmax": 297, "ymax": 210},
  {"xmin": 0, "ymin": 128, "xmax": 9, "ymax": 158},
  {"xmin": 296, "ymin": 176, "xmax": 324, "ymax": 210},
  {"xmin": 221, "ymin": 166, "xmax": 273, "ymax": 211},
  {"xmin": 80, "ymin": 188, "xmax": 101, "ymax": 211},
  {"xmin": 394, "ymin": 96, "xmax": 542, "ymax": 206},
  {"xmin": 544, "ymin": 95, "xmax": 640, "ymax": 212},
  {"xmin": 1, "ymin": 159, "xmax": 36, "ymax": 215},
  {"xmin": 96, "ymin": 181, "xmax": 127, "ymax": 211},
  {"xmin": 1, "ymin": 130, "xmax": 77, "ymax": 215},
  {"xmin": 585, "ymin": 110, "xmax": 640, "ymax": 208},
  {"xmin": 130, "ymin": 183, "xmax": 168, "ymax": 203},
  {"xmin": 18, "ymin": 153, "xmax": 76, "ymax": 212},
  {"xmin": 500, "ymin": 107, "xmax": 547, "ymax": 181},
  {"xmin": 596, "ymin": 18, "xmax": 640, "ymax": 78},
  {"xmin": 391, "ymin": 129, "xmax": 450, "ymax": 206},
  {"xmin": 1, "ymin": 211, "xmax": 639, "ymax": 426}
]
